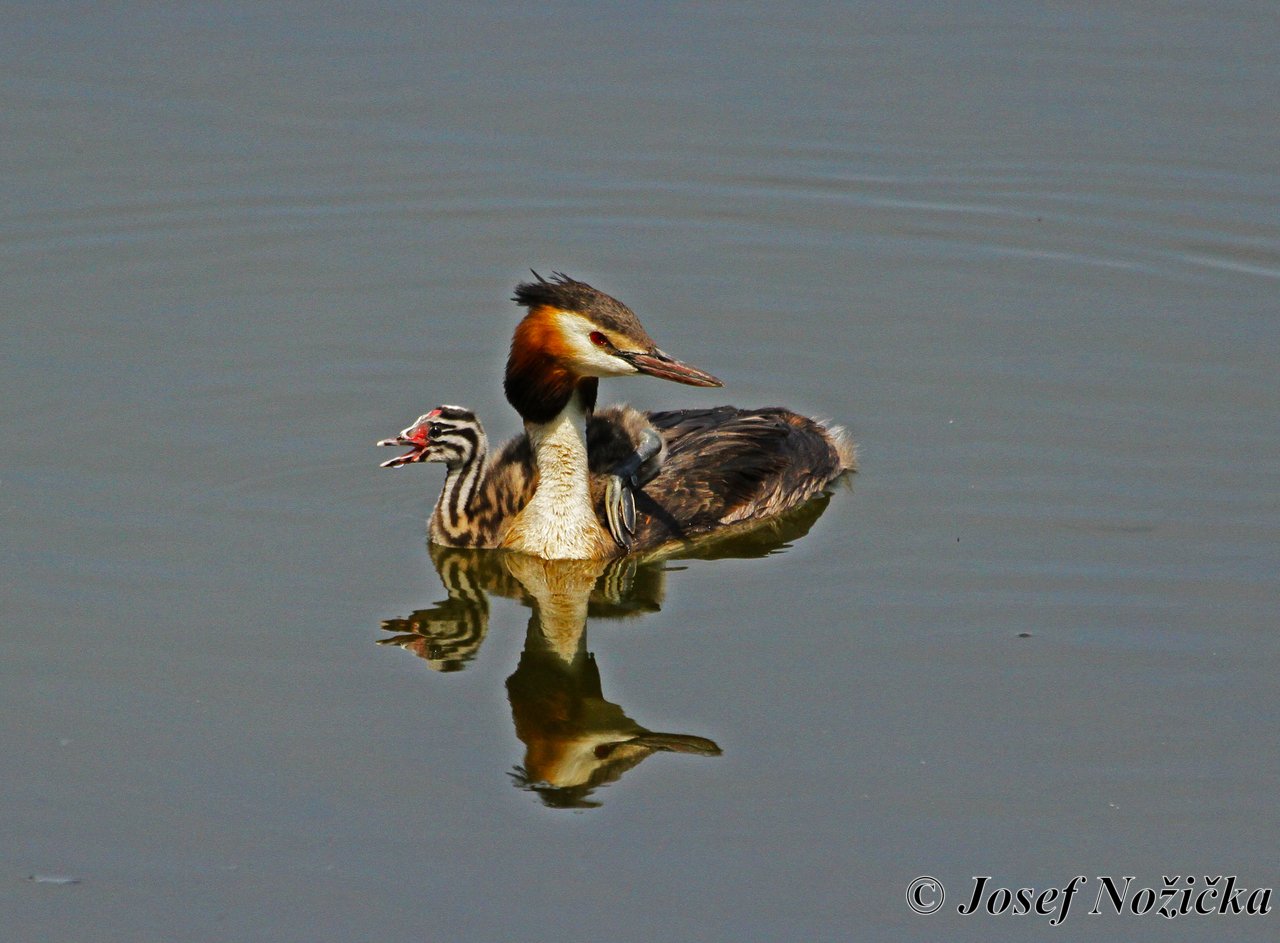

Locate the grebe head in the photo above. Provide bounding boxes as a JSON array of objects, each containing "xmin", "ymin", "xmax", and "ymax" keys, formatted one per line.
[
  {"xmin": 505, "ymin": 272, "xmax": 722, "ymax": 423},
  {"xmin": 378, "ymin": 406, "xmax": 484, "ymax": 469}
]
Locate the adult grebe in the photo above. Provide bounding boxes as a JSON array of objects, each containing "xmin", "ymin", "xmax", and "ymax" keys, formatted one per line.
[
  {"xmin": 497, "ymin": 273, "xmax": 855, "ymax": 559},
  {"xmin": 378, "ymin": 403, "xmax": 665, "ymax": 550}
]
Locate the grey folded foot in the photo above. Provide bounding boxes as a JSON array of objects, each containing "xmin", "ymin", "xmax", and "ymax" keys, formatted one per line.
[
  {"xmin": 605, "ymin": 473, "xmax": 638, "ymax": 550},
  {"xmin": 604, "ymin": 427, "xmax": 664, "ymax": 550}
]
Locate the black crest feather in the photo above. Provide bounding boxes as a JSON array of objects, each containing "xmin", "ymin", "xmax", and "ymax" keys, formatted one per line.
[{"xmin": 512, "ymin": 272, "xmax": 654, "ymax": 344}]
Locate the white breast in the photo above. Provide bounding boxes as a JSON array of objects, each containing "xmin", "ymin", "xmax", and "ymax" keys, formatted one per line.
[{"xmin": 501, "ymin": 400, "xmax": 611, "ymax": 560}]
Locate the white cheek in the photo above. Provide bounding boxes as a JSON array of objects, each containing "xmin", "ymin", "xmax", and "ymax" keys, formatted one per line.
[
  {"xmin": 559, "ymin": 314, "xmax": 638, "ymax": 377},
  {"xmin": 584, "ymin": 345, "xmax": 638, "ymax": 376}
]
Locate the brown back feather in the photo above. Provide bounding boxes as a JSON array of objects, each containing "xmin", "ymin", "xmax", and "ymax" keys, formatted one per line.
[{"xmin": 632, "ymin": 406, "xmax": 848, "ymax": 545}]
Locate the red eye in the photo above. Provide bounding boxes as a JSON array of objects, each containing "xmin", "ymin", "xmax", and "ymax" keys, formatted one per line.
[{"xmin": 589, "ymin": 331, "xmax": 609, "ymax": 348}]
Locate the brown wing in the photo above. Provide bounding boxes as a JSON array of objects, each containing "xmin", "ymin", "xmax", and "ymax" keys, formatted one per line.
[{"xmin": 631, "ymin": 406, "xmax": 848, "ymax": 546}]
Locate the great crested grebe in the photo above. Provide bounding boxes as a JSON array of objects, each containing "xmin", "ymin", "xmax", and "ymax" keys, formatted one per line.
[
  {"xmin": 494, "ymin": 273, "xmax": 855, "ymax": 559},
  {"xmin": 379, "ymin": 403, "xmax": 665, "ymax": 550}
]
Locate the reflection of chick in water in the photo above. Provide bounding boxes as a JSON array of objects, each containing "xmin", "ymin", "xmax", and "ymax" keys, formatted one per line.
[
  {"xmin": 501, "ymin": 555, "xmax": 720, "ymax": 809},
  {"xmin": 378, "ymin": 544, "xmax": 669, "ymax": 672}
]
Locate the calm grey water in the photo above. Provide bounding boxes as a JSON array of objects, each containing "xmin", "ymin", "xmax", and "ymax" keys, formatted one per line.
[{"xmin": 4, "ymin": 3, "xmax": 1278, "ymax": 941}]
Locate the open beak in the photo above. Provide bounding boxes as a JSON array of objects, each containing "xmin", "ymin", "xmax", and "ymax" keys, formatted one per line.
[
  {"xmin": 377, "ymin": 428, "xmax": 429, "ymax": 467},
  {"xmin": 623, "ymin": 349, "xmax": 723, "ymax": 388}
]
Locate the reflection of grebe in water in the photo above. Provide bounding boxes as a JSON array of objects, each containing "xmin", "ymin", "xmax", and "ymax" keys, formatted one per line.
[
  {"xmin": 503, "ymin": 555, "xmax": 720, "ymax": 810},
  {"xmin": 379, "ymin": 501, "xmax": 836, "ymax": 806},
  {"xmin": 381, "ymin": 549, "xmax": 721, "ymax": 807},
  {"xmin": 379, "ymin": 273, "xmax": 855, "ymax": 560}
]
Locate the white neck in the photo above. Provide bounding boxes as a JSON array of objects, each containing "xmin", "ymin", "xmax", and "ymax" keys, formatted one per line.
[{"xmin": 502, "ymin": 394, "xmax": 610, "ymax": 559}]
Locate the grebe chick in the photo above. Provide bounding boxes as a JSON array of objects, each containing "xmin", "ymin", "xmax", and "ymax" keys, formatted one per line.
[
  {"xmin": 496, "ymin": 273, "xmax": 853, "ymax": 560},
  {"xmin": 379, "ymin": 404, "xmax": 666, "ymax": 550}
]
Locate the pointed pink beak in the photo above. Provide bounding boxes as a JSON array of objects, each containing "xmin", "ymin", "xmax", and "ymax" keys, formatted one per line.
[{"xmin": 624, "ymin": 349, "xmax": 723, "ymax": 387}]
